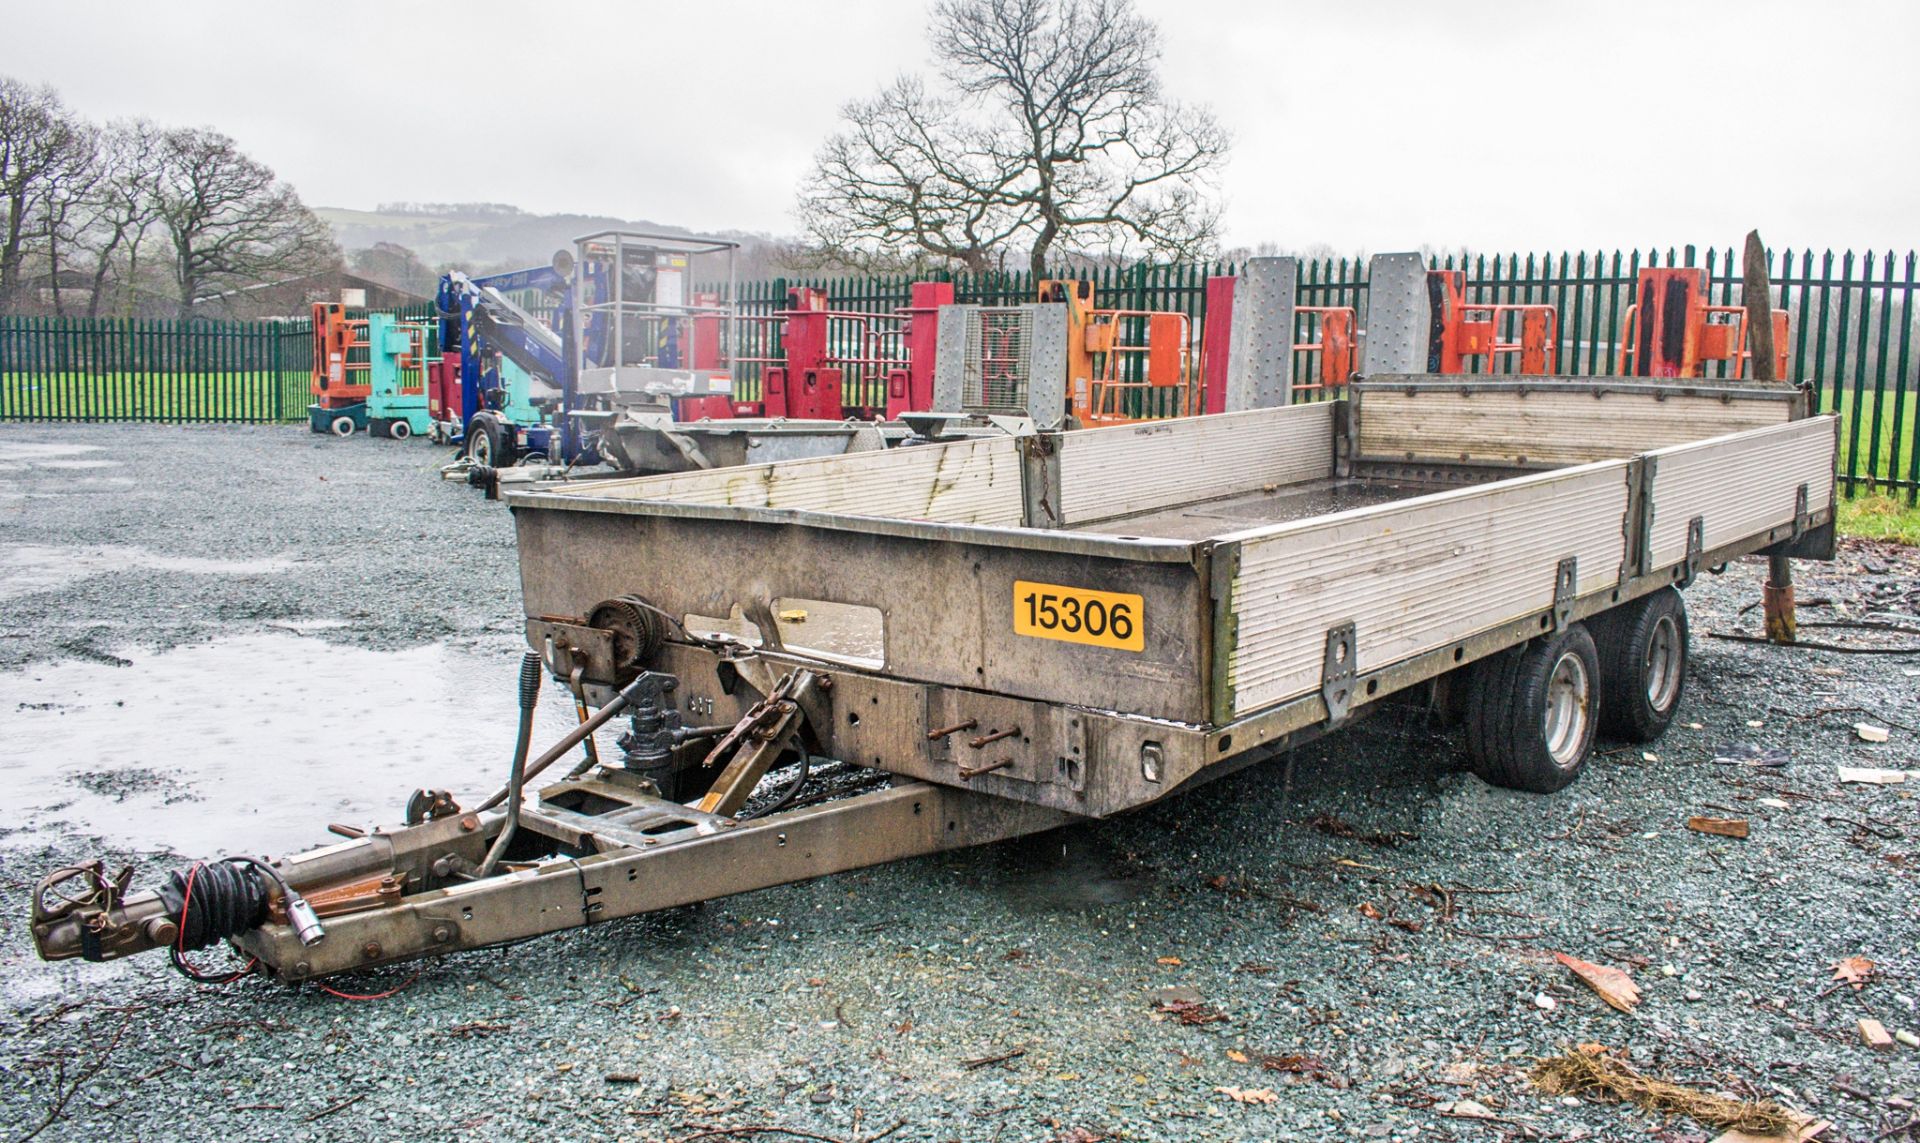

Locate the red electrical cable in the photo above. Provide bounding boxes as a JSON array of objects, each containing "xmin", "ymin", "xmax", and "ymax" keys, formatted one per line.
[
  {"xmin": 171, "ymin": 861, "xmax": 257, "ymax": 985},
  {"xmin": 315, "ymin": 972, "xmax": 421, "ymax": 1001}
]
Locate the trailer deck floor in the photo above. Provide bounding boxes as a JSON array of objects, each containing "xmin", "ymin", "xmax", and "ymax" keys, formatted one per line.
[{"xmin": 1079, "ymin": 476, "xmax": 1456, "ymax": 541}]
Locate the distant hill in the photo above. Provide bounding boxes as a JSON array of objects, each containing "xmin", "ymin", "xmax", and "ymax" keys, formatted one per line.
[{"xmin": 315, "ymin": 203, "xmax": 796, "ymax": 279}]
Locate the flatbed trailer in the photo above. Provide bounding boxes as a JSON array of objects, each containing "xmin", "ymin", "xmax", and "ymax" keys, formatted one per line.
[{"xmin": 31, "ymin": 377, "xmax": 1837, "ymax": 984}]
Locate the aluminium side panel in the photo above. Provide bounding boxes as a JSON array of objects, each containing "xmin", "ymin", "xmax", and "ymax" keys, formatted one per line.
[
  {"xmin": 1026, "ymin": 304, "xmax": 1069, "ymax": 427},
  {"xmin": 932, "ymin": 304, "xmax": 974, "ymax": 412},
  {"xmin": 1644, "ymin": 416, "xmax": 1838, "ymax": 568},
  {"xmin": 1055, "ymin": 403, "xmax": 1337, "ymax": 525},
  {"xmin": 575, "ymin": 434, "xmax": 1026, "ymax": 526},
  {"xmin": 1355, "ymin": 383, "xmax": 1797, "ymax": 467},
  {"xmin": 1222, "ymin": 257, "xmax": 1297, "ymax": 411},
  {"xmin": 1223, "ymin": 463, "xmax": 1632, "ymax": 718},
  {"xmin": 1358, "ymin": 254, "xmax": 1427, "ymax": 375}
]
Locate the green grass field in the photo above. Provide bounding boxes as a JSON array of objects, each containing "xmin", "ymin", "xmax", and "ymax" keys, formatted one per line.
[
  {"xmin": 1838, "ymin": 493, "xmax": 1920, "ymax": 545},
  {"xmin": 1820, "ymin": 387, "xmax": 1919, "ymax": 491},
  {"xmin": 0, "ymin": 372, "xmax": 312, "ymax": 423}
]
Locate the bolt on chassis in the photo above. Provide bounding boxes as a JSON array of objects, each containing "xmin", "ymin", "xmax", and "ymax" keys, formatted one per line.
[{"xmin": 34, "ymin": 378, "xmax": 1836, "ymax": 984}]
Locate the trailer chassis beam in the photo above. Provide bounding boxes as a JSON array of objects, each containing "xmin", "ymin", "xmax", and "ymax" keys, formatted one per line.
[{"xmin": 235, "ymin": 779, "xmax": 1074, "ymax": 982}]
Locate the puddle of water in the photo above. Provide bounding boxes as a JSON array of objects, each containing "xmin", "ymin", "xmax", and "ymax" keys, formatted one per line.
[
  {"xmin": 0, "ymin": 443, "xmax": 105, "ymax": 460},
  {"xmin": 0, "ymin": 544, "xmax": 298, "ymax": 601},
  {"xmin": 0, "ymin": 633, "xmax": 600, "ymax": 858}
]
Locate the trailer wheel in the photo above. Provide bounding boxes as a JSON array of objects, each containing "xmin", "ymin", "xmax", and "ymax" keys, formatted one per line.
[
  {"xmin": 389, "ymin": 419, "xmax": 412, "ymax": 441},
  {"xmin": 466, "ymin": 414, "xmax": 513, "ymax": 467},
  {"xmin": 1592, "ymin": 588, "xmax": 1687, "ymax": 743},
  {"xmin": 1465, "ymin": 624, "xmax": 1600, "ymax": 793},
  {"xmin": 329, "ymin": 415, "xmax": 356, "ymax": 438}
]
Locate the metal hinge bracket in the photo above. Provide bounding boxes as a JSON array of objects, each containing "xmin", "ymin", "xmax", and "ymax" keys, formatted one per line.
[
  {"xmin": 1791, "ymin": 483, "xmax": 1809, "ymax": 542},
  {"xmin": 1679, "ymin": 516, "xmax": 1705, "ymax": 587},
  {"xmin": 1320, "ymin": 621, "xmax": 1357, "ymax": 726},
  {"xmin": 1552, "ymin": 557, "xmax": 1578, "ymax": 632}
]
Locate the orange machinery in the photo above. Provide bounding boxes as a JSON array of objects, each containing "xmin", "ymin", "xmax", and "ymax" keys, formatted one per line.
[
  {"xmin": 1425, "ymin": 270, "xmax": 1557, "ymax": 374},
  {"xmin": 309, "ymin": 302, "xmax": 371, "ymax": 435},
  {"xmin": 1044, "ymin": 279, "xmax": 1198, "ymax": 426},
  {"xmin": 1287, "ymin": 306, "xmax": 1358, "ymax": 396},
  {"xmin": 1618, "ymin": 267, "xmax": 1789, "ymax": 379}
]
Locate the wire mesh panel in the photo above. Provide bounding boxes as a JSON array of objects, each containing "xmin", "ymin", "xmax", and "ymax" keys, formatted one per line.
[{"xmin": 964, "ymin": 307, "xmax": 1032, "ymax": 413}]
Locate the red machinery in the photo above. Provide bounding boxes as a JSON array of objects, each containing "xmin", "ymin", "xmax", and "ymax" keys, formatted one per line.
[
  {"xmin": 674, "ymin": 292, "xmax": 735, "ymax": 421},
  {"xmin": 1425, "ymin": 270, "xmax": 1557, "ymax": 374},
  {"xmin": 426, "ymin": 352, "xmax": 463, "ymax": 433},
  {"xmin": 731, "ymin": 285, "xmax": 946, "ymax": 421},
  {"xmin": 1618, "ymin": 267, "xmax": 1790, "ymax": 379},
  {"xmin": 886, "ymin": 281, "xmax": 953, "ymax": 418}
]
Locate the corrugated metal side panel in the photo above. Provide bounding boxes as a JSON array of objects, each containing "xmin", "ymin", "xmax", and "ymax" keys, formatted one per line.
[
  {"xmin": 581, "ymin": 436, "xmax": 1026, "ymax": 525},
  {"xmin": 1357, "ymin": 389, "xmax": 1792, "ymax": 466},
  {"xmin": 1646, "ymin": 416, "xmax": 1837, "ymax": 567},
  {"xmin": 1227, "ymin": 463, "xmax": 1631, "ymax": 717},
  {"xmin": 1057, "ymin": 403, "xmax": 1335, "ymax": 525}
]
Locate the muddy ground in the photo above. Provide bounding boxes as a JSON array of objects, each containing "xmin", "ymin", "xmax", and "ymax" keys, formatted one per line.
[{"xmin": 0, "ymin": 423, "xmax": 1916, "ymax": 1143}]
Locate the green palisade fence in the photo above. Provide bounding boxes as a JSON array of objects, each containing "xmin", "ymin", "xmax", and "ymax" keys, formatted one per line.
[
  {"xmin": 717, "ymin": 246, "xmax": 1918, "ymax": 501},
  {"xmin": 0, "ymin": 317, "xmax": 313, "ymax": 424},
  {"xmin": 4, "ymin": 247, "xmax": 1916, "ymax": 501}
]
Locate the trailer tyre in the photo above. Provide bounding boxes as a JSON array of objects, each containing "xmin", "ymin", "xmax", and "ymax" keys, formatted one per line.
[
  {"xmin": 466, "ymin": 414, "xmax": 514, "ymax": 467},
  {"xmin": 389, "ymin": 420, "xmax": 412, "ymax": 441},
  {"xmin": 1592, "ymin": 588, "xmax": 1687, "ymax": 743},
  {"xmin": 329, "ymin": 415, "xmax": 356, "ymax": 438},
  {"xmin": 1465, "ymin": 624, "xmax": 1600, "ymax": 794}
]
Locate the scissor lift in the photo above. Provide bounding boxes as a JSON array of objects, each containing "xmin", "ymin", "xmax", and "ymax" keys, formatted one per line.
[
  {"xmin": 308, "ymin": 303, "xmax": 372, "ymax": 436},
  {"xmin": 364, "ymin": 315, "xmax": 441, "ymax": 440}
]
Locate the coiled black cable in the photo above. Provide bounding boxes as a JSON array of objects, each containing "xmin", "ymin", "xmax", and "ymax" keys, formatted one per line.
[
  {"xmin": 156, "ymin": 859, "xmax": 272, "ymax": 983},
  {"xmin": 158, "ymin": 861, "xmax": 271, "ymax": 952},
  {"xmin": 518, "ymin": 650, "xmax": 544, "ymax": 707}
]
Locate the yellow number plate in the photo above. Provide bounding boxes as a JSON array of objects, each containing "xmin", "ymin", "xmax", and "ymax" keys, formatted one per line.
[{"xmin": 1012, "ymin": 580, "xmax": 1144, "ymax": 652}]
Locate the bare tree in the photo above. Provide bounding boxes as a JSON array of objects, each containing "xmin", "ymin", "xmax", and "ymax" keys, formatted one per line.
[
  {"xmin": 34, "ymin": 120, "xmax": 100, "ymax": 316},
  {"xmin": 801, "ymin": 77, "xmax": 1033, "ymax": 273},
  {"xmin": 76, "ymin": 120, "xmax": 166, "ymax": 317},
  {"xmin": 154, "ymin": 127, "xmax": 339, "ymax": 319},
  {"xmin": 799, "ymin": 0, "xmax": 1227, "ymax": 277},
  {"xmin": 0, "ymin": 76, "xmax": 91, "ymax": 313}
]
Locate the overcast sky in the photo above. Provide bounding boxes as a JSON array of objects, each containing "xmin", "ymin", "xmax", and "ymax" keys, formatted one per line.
[{"xmin": 3, "ymin": 0, "xmax": 1914, "ymax": 257}]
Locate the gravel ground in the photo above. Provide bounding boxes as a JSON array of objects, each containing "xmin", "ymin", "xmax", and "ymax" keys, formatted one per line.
[{"xmin": 1, "ymin": 422, "xmax": 1917, "ymax": 1143}]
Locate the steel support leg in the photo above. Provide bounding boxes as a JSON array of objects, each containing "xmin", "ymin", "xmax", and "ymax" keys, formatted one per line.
[{"xmin": 1764, "ymin": 554, "xmax": 1796, "ymax": 644}]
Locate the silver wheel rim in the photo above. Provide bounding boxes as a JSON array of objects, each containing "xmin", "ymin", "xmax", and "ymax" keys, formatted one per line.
[
  {"xmin": 1645, "ymin": 614, "xmax": 1681, "ymax": 712},
  {"xmin": 470, "ymin": 429, "xmax": 492, "ymax": 465},
  {"xmin": 1543, "ymin": 650, "xmax": 1592, "ymax": 768}
]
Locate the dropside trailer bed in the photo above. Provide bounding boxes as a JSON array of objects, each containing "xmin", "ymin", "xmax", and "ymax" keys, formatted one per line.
[
  {"xmin": 30, "ymin": 378, "xmax": 1838, "ymax": 983},
  {"xmin": 509, "ymin": 378, "xmax": 1834, "ymax": 818}
]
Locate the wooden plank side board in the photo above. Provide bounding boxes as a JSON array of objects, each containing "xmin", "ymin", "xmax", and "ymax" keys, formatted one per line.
[{"xmin": 1356, "ymin": 386, "xmax": 1794, "ymax": 467}]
